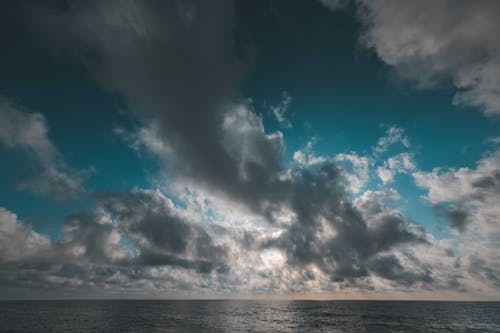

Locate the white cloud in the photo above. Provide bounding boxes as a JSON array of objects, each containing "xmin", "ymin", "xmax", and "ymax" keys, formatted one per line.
[
  {"xmin": 335, "ymin": 152, "xmax": 371, "ymax": 193},
  {"xmin": 359, "ymin": 0, "xmax": 500, "ymax": 116},
  {"xmin": 413, "ymin": 149, "xmax": 500, "ymax": 234},
  {"xmin": 377, "ymin": 153, "xmax": 415, "ymax": 184},
  {"xmin": 374, "ymin": 126, "xmax": 410, "ymax": 155},
  {"xmin": 270, "ymin": 91, "xmax": 292, "ymax": 128},
  {"xmin": 222, "ymin": 103, "xmax": 284, "ymax": 180},
  {"xmin": 354, "ymin": 188, "xmax": 400, "ymax": 218},
  {"xmin": 377, "ymin": 167, "xmax": 394, "ymax": 184},
  {"xmin": 413, "ymin": 150, "xmax": 500, "ymax": 207},
  {"xmin": 0, "ymin": 207, "xmax": 51, "ymax": 261},
  {"xmin": 293, "ymin": 138, "xmax": 327, "ymax": 166},
  {"xmin": 414, "ymin": 148, "xmax": 500, "ymax": 290}
]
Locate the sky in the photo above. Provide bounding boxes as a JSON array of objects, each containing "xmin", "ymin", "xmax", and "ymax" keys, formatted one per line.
[{"xmin": 0, "ymin": 0, "xmax": 499, "ymax": 300}]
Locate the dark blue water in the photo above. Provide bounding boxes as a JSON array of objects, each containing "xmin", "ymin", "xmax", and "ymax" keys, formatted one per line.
[{"xmin": 0, "ymin": 300, "xmax": 499, "ymax": 332}]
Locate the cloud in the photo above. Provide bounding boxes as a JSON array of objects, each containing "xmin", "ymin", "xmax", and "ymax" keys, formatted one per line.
[
  {"xmin": 259, "ymin": 161, "xmax": 426, "ymax": 283},
  {"xmin": 414, "ymin": 149, "xmax": 500, "ymax": 234},
  {"xmin": 0, "ymin": 207, "xmax": 51, "ymax": 262},
  {"xmin": 30, "ymin": 0, "xmax": 244, "ymax": 189},
  {"xmin": 221, "ymin": 104, "xmax": 285, "ymax": 182},
  {"xmin": 433, "ymin": 205, "xmax": 470, "ymax": 233},
  {"xmin": 414, "ymin": 148, "xmax": 500, "ymax": 289},
  {"xmin": 334, "ymin": 152, "xmax": 371, "ymax": 193},
  {"xmin": 58, "ymin": 212, "xmax": 125, "ymax": 264},
  {"xmin": 93, "ymin": 189, "xmax": 229, "ymax": 273},
  {"xmin": 358, "ymin": 0, "xmax": 500, "ymax": 116},
  {"xmin": 10, "ymin": 1, "xmax": 498, "ymax": 298},
  {"xmin": 26, "ymin": 1, "xmax": 364, "ymax": 232},
  {"xmin": 377, "ymin": 152, "xmax": 415, "ymax": 184},
  {"xmin": 293, "ymin": 140, "xmax": 371, "ymax": 193},
  {"xmin": 373, "ymin": 126, "xmax": 410, "ymax": 155},
  {"xmin": 293, "ymin": 138, "xmax": 327, "ymax": 167},
  {"xmin": 29, "ymin": 0, "xmax": 291, "ymax": 214},
  {"xmin": 413, "ymin": 149, "xmax": 500, "ymax": 215},
  {"xmin": 368, "ymin": 254, "xmax": 433, "ymax": 287},
  {"xmin": 114, "ymin": 123, "xmax": 172, "ymax": 160},
  {"xmin": 487, "ymin": 137, "xmax": 500, "ymax": 145},
  {"xmin": 0, "ymin": 188, "xmax": 233, "ymax": 297},
  {"xmin": 1, "ymin": 139, "xmax": 498, "ymax": 297},
  {"xmin": 0, "ymin": 154, "xmax": 436, "ymax": 298},
  {"xmin": 0, "ymin": 97, "xmax": 85, "ymax": 199},
  {"xmin": 270, "ymin": 91, "xmax": 292, "ymax": 128},
  {"xmin": 111, "ymin": 118, "xmax": 437, "ymax": 290}
]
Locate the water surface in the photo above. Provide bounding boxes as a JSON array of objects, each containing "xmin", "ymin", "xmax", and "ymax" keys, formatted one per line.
[{"xmin": 1, "ymin": 300, "xmax": 499, "ymax": 332}]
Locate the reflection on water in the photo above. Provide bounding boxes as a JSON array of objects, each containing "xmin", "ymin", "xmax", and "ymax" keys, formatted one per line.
[{"xmin": 0, "ymin": 300, "xmax": 499, "ymax": 332}]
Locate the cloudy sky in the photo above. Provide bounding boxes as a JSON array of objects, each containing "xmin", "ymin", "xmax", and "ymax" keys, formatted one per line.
[{"xmin": 1, "ymin": 0, "xmax": 500, "ymax": 300}]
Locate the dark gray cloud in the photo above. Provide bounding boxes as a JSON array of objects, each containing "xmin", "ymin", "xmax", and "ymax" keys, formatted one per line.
[
  {"xmin": 262, "ymin": 168, "xmax": 427, "ymax": 283},
  {"xmin": 58, "ymin": 212, "xmax": 123, "ymax": 264},
  {"xmin": 30, "ymin": 0, "xmax": 247, "ymax": 189},
  {"xmin": 434, "ymin": 204, "xmax": 470, "ymax": 232},
  {"xmin": 0, "ymin": 189, "xmax": 230, "ymax": 297},
  {"xmin": 22, "ymin": 1, "xmax": 330, "ymax": 220},
  {"xmin": 93, "ymin": 190, "xmax": 229, "ymax": 273},
  {"xmin": 472, "ymin": 170, "xmax": 500, "ymax": 193},
  {"xmin": 469, "ymin": 258, "xmax": 500, "ymax": 288},
  {"xmin": 23, "ymin": 0, "xmax": 290, "ymax": 214},
  {"xmin": 0, "ymin": 170, "xmax": 433, "ymax": 297},
  {"xmin": 368, "ymin": 255, "xmax": 433, "ymax": 287}
]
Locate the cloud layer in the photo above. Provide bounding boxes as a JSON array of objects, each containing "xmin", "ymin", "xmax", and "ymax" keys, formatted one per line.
[{"xmin": 0, "ymin": 0, "xmax": 499, "ymax": 299}]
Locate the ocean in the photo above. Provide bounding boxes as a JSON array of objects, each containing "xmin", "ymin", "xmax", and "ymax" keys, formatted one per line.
[{"xmin": 0, "ymin": 300, "xmax": 499, "ymax": 332}]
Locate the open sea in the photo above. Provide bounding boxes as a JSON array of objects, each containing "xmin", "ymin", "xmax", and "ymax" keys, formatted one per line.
[{"xmin": 0, "ymin": 300, "xmax": 499, "ymax": 332}]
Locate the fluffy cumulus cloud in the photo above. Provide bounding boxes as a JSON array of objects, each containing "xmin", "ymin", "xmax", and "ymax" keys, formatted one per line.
[
  {"xmin": 293, "ymin": 138, "xmax": 327, "ymax": 167},
  {"xmin": 358, "ymin": 0, "xmax": 500, "ymax": 116},
  {"xmin": 0, "ymin": 97, "xmax": 85, "ymax": 199},
  {"xmin": 414, "ymin": 149, "xmax": 500, "ymax": 233},
  {"xmin": 335, "ymin": 152, "xmax": 371, "ymax": 193},
  {"xmin": 373, "ymin": 126, "xmax": 410, "ymax": 155},
  {"xmin": 0, "ymin": 208, "xmax": 51, "ymax": 262},
  {"xmin": 377, "ymin": 152, "xmax": 415, "ymax": 184},
  {"xmin": 293, "ymin": 139, "xmax": 371, "ymax": 194},
  {"xmin": 414, "ymin": 148, "xmax": 500, "ymax": 291}
]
